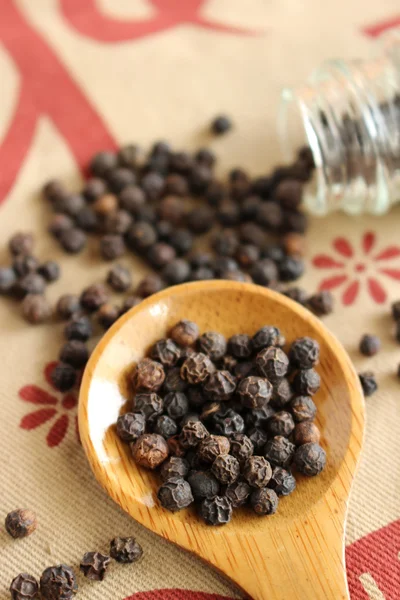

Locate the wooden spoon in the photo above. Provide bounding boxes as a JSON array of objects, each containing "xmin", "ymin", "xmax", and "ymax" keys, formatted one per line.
[{"xmin": 79, "ymin": 281, "xmax": 364, "ymax": 600}]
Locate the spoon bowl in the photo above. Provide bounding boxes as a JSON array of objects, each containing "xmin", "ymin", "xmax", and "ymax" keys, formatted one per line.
[{"xmin": 79, "ymin": 280, "xmax": 364, "ymax": 600}]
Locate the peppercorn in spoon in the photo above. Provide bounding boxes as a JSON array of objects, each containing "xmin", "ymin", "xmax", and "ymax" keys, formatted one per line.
[{"xmin": 79, "ymin": 280, "xmax": 364, "ymax": 600}]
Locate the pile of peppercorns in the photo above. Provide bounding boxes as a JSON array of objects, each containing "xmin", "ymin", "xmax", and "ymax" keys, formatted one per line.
[
  {"xmin": 116, "ymin": 319, "xmax": 326, "ymax": 525},
  {"xmin": 5, "ymin": 507, "xmax": 143, "ymax": 599}
]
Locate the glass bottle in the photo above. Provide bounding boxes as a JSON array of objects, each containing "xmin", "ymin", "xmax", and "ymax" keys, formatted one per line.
[{"xmin": 278, "ymin": 31, "xmax": 400, "ymax": 215}]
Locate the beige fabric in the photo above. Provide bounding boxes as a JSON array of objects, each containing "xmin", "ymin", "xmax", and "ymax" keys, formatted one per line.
[{"xmin": 1, "ymin": 1, "xmax": 400, "ymax": 599}]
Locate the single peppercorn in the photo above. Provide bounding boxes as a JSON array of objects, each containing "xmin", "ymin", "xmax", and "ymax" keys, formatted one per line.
[
  {"xmin": 97, "ymin": 303, "xmax": 120, "ymax": 329},
  {"xmin": 10, "ymin": 573, "xmax": 39, "ymax": 600},
  {"xmin": 203, "ymin": 370, "xmax": 236, "ymax": 401},
  {"xmin": 294, "ymin": 421, "xmax": 321, "ymax": 445},
  {"xmin": 197, "ymin": 435, "xmax": 230, "ymax": 463},
  {"xmin": 42, "ymin": 178, "xmax": 68, "ymax": 202},
  {"xmin": 110, "ymin": 536, "xmax": 143, "ymax": 564},
  {"xmin": 307, "ymin": 290, "xmax": 334, "ymax": 316},
  {"xmin": 108, "ymin": 167, "xmax": 136, "ymax": 193},
  {"xmin": 162, "ymin": 259, "xmax": 191, "ymax": 285},
  {"xmin": 179, "ymin": 420, "xmax": 209, "ymax": 448},
  {"xmin": 9, "ymin": 232, "xmax": 34, "ymax": 256},
  {"xmin": 50, "ymin": 362, "xmax": 77, "ymax": 392},
  {"xmin": 256, "ymin": 347, "xmax": 289, "ymax": 382},
  {"xmin": 90, "ymin": 150, "xmax": 117, "ymax": 177},
  {"xmin": 238, "ymin": 376, "xmax": 272, "ymax": 409},
  {"xmin": 197, "ymin": 331, "xmax": 227, "ymax": 361},
  {"xmin": 224, "ymin": 480, "xmax": 251, "ymax": 508},
  {"xmin": 15, "ymin": 273, "xmax": 46, "ymax": 298},
  {"xmin": 187, "ymin": 386, "xmax": 207, "ymax": 409},
  {"xmin": 198, "ymin": 496, "xmax": 232, "ymax": 525},
  {"xmin": 243, "ymin": 456, "xmax": 272, "ymax": 488},
  {"xmin": 5, "ymin": 509, "xmax": 37, "ymax": 539},
  {"xmin": 169, "ymin": 229, "xmax": 194, "ymax": 255},
  {"xmin": 100, "ymin": 234, "xmax": 126, "ymax": 260},
  {"xmin": 40, "ymin": 565, "xmax": 77, "ymax": 600},
  {"xmin": 13, "ymin": 255, "xmax": 39, "ymax": 277},
  {"xmin": 59, "ymin": 228, "xmax": 87, "ymax": 254},
  {"xmin": 141, "ymin": 171, "xmax": 165, "ymax": 201},
  {"xmin": 264, "ymin": 436, "xmax": 296, "ymax": 468},
  {"xmin": 268, "ymin": 466, "xmax": 296, "ymax": 496},
  {"xmin": 37, "ymin": 261, "xmax": 60, "ymax": 282},
  {"xmin": 167, "ymin": 435, "xmax": 186, "ymax": 458},
  {"xmin": 82, "ymin": 176, "xmax": 108, "ymax": 202},
  {"xmin": 247, "ymin": 427, "xmax": 269, "ymax": 454},
  {"xmin": 294, "ymin": 442, "xmax": 326, "ymax": 476},
  {"xmin": 229, "ymin": 433, "xmax": 254, "ymax": 464},
  {"xmin": 211, "ymin": 454, "xmax": 240, "ymax": 485},
  {"xmin": 136, "ymin": 274, "xmax": 165, "ymax": 297},
  {"xmin": 132, "ymin": 358, "xmax": 165, "ymax": 392},
  {"xmin": 164, "ymin": 391, "xmax": 189, "ymax": 419},
  {"xmin": 163, "ymin": 366, "xmax": 188, "ymax": 394},
  {"xmin": 154, "ymin": 414, "xmax": 178, "ymax": 438},
  {"xmin": 279, "ymin": 256, "xmax": 305, "ymax": 282},
  {"xmin": 290, "ymin": 395, "xmax": 317, "ymax": 422},
  {"xmin": 250, "ymin": 259, "xmax": 278, "ymax": 287},
  {"xmin": 228, "ymin": 334, "xmax": 253, "ymax": 359},
  {"xmin": 187, "ymin": 470, "xmax": 220, "ymax": 500},
  {"xmin": 64, "ymin": 315, "xmax": 92, "ymax": 341},
  {"xmin": 74, "ymin": 206, "xmax": 99, "ymax": 232},
  {"xmin": 80, "ymin": 283, "xmax": 109, "ymax": 312},
  {"xmin": 283, "ymin": 286, "xmax": 308, "ymax": 305},
  {"xmin": 250, "ymin": 488, "xmax": 278, "ymax": 516},
  {"xmin": 131, "ymin": 433, "xmax": 169, "ymax": 469},
  {"xmin": 119, "ymin": 185, "xmax": 145, "ymax": 215},
  {"xmin": 150, "ymin": 339, "xmax": 181, "ymax": 368},
  {"xmin": 212, "ymin": 407, "xmax": 245, "ymax": 436},
  {"xmin": 164, "ymin": 173, "xmax": 189, "ymax": 196},
  {"xmin": 22, "ymin": 295, "xmax": 52, "ymax": 324},
  {"xmin": 359, "ymin": 334, "xmax": 381, "ymax": 357},
  {"xmin": 0, "ymin": 266, "xmax": 17, "ymax": 293},
  {"xmin": 56, "ymin": 294, "xmax": 80, "ymax": 320},
  {"xmin": 158, "ymin": 477, "xmax": 194, "ymax": 512},
  {"xmin": 59, "ymin": 340, "xmax": 89, "ymax": 368},
  {"xmin": 116, "ymin": 412, "xmax": 146, "ymax": 442},
  {"xmin": 271, "ymin": 378, "xmax": 293, "ymax": 409},
  {"xmin": 181, "ymin": 352, "xmax": 215, "ymax": 385},
  {"xmin": 107, "ymin": 264, "xmax": 132, "ymax": 292},
  {"xmin": 244, "ymin": 405, "xmax": 275, "ymax": 429},
  {"xmin": 171, "ymin": 320, "xmax": 199, "ymax": 347},
  {"xmin": 289, "ymin": 337, "xmax": 320, "ymax": 369},
  {"xmin": 133, "ymin": 393, "xmax": 163, "ymax": 422},
  {"xmin": 80, "ymin": 552, "xmax": 111, "ymax": 581},
  {"xmin": 267, "ymin": 411, "xmax": 295, "ymax": 438},
  {"xmin": 159, "ymin": 456, "xmax": 189, "ymax": 482},
  {"xmin": 211, "ymin": 115, "xmax": 232, "ymax": 135},
  {"xmin": 252, "ymin": 326, "xmax": 281, "ymax": 350},
  {"xmin": 359, "ymin": 371, "xmax": 378, "ymax": 397},
  {"xmin": 292, "ymin": 369, "xmax": 321, "ymax": 396}
]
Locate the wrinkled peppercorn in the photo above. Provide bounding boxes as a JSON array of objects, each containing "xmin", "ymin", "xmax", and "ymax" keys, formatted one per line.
[
  {"xmin": 203, "ymin": 370, "xmax": 236, "ymax": 401},
  {"xmin": 264, "ymin": 436, "xmax": 295, "ymax": 468},
  {"xmin": 56, "ymin": 294, "xmax": 80, "ymax": 320},
  {"xmin": 307, "ymin": 290, "xmax": 334, "ymax": 316},
  {"xmin": 252, "ymin": 326, "xmax": 280, "ymax": 350},
  {"xmin": 229, "ymin": 433, "xmax": 254, "ymax": 464},
  {"xmin": 187, "ymin": 470, "xmax": 220, "ymax": 500},
  {"xmin": 359, "ymin": 371, "xmax": 378, "ymax": 397},
  {"xmin": 110, "ymin": 536, "xmax": 143, "ymax": 564},
  {"xmin": 64, "ymin": 315, "xmax": 92, "ymax": 341},
  {"xmin": 132, "ymin": 358, "xmax": 165, "ymax": 392},
  {"xmin": 268, "ymin": 466, "xmax": 296, "ymax": 496},
  {"xmin": 163, "ymin": 366, "xmax": 188, "ymax": 394},
  {"xmin": 80, "ymin": 552, "xmax": 111, "ymax": 581},
  {"xmin": 131, "ymin": 433, "xmax": 169, "ymax": 469},
  {"xmin": 292, "ymin": 369, "xmax": 321, "ymax": 395},
  {"xmin": 247, "ymin": 427, "xmax": 268, "ymax": 453},
  {"xmin": 133, "ymin": 392, "xmax": 163, "ymax": 422},
  {"xmin": 107, "ymin": 264, "xmax": 132, "ymax": 292},
  {"xmin": 250, "ymin": 488, "xmax": 278, "ymax": 516},
  {"xmin": 154, "ymin": 414, "xmax": 178, "ymax": 438},
  {"xmin": 10, "ymin": 573, "xmax": 39, "ymax": 600},
  {"xmin": 267, "ymin": 411, "xmax": 295, "ymax": 438},
  {"xmin": 198, "ymin": 496, "xmax": 232, "ymax": 525},
  {"xmin": 212, "ymin": 408, "xmax": 244, "ymax": 436},
  {"xmin": 5, "ymin": 509, "xmax": 37, "ymax": 539},
  {"xmin": 290, "ymin": 395, "xmax": 317, "ymax": 422},
  {"xmin": 359, "ymin": 334, "xmax": 381, "ymax": 357},
  {"xmin": 40, "ymin": 564, "xmax": 77, "ymax": 600},
  {"xmin": 171, "ymin": 320, "xmax": 199, "ymax": 347},
  {"xmin": 167, "ymin": 435, "xmax": 186, "ymax": 458},
  {"xmin": 228, "ymin": 334, "xmax": 252, "ymax": 359},
  {"xmin": 224, "ymin": 480, "xmax": 251, "ymax": 508},
  {"xmin": 22, "ymin": 294, "xmax": 52, "ymax": 324},
  {"xmin": 256, "ymin": 347, "xmax": 289, "ymax": 382},
  {"xmin": 211, "ymin": 454, "xmax": 240, "ymax": 484},
  {"xmin": 244, "ymin": 405, "xmax": 275, "ymax": 429},
  {"xmin": 179, "ymin": 420, "xmax": 209, "ymax": 448},
  {"xmin": 59, "ymin": 340, "xmax": 89, "ymax": 368},
  {"xmin": 181, "ymin": 352, "xmax": 215, "ymax": 385},
  {"xmin": 159, "ymin": 456, "xmax": 189, "ymax": 482},
  {"xmin": 198, "ymin": 331, "xmax": 227, "ymax": 361},
  {"xmin": 238, "ymin": 376, "xmax": 272, "ymax": 409},
  {"xmin": 243, "ymin": 456, "xmax": 272, "ymax": 488},
  {"xmin": 197, "ymin": 435, "xmax": 230, "ymax": 463},
  {"xmin": 158, "ymin": 477, "xmax": 193, "ymax": 512},
  {"xmin": 294, "ymin": 442, "xmax": 326, "ymax": 476},
  {"xmin": 59, "ymin": 228, "xmax": 87, "ymax": 254},
  {"xmin": 271, "ymin": 378, "xmax": 293, "ymax": 409},
  {"xmin": 50, "ymin": 362, "xmax": 77, "ymax": 392},
  {"xmin": 80, "ymin": 283, "xmax": 109, "ymax": 312},
  {"xmin": 289, "ymin": 337, "xmax": 320, "ymax": 369},
  {"xmin": 116, "ymin": 412, "xmax": 146, "ymax": 442},
  {"xmin": 150, "ymin": 339, "xmax": 181, "ymax": 368},
  {"xmin": 164, "ymin": 391, "xmax": 189, "ymax": 419},
  {"xmin": 294, "ymin": 421, "xmax": 321, "ymax": 445}
]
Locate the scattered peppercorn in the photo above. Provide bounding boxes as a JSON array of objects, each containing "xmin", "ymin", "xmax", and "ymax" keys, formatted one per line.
[
  {"xmin": 9, "ymin": 232, "xmax": 34, "ymax": 256},
  {"xmin": 359, "ymin": 334, "xmax": 381, "ymax": 357},
  {"xmin": 50, "ymin": 362, "xmax": 77, "ymax": 392},
  {"xmin": 5, "ymin": 509, "xmax": 37, "ymax": 539},
  {"xmin": 22, "ymin": 294, "xmax": 52, "ymax": 324},
  {"xmin": 307, "ymin": 290, "xmax": 334, "ymax": 316},
  {"xmin": 40, "ymin": 565, "xmax": 77, "ymax": 600},
  {"xmin": 359, "ymin": 371, "xmax": 378, "ymax": 397},
  {"xmin": 250, "ymin": 488, "xmax": 278, "ymax": 516},
  {"xmin": 80, "ymin": 552, "xmax": 111, "ymax": 581},
  {"xmin": 56, "ymin": 294, "xmax": 81, "ymax": 320},
  {"xmin": 110, "ymin": 536, "xmax": 143, "ymax": 564},
  {"xmin": 107, "ymin": 264, "xmax": 132, "ymax": 292},
  {"xmin": 80, "ymin": 283, "xmax": 109, "ymax": 312},
  {"xmin": 59, "ymin": 340, "xmax": 89, "ymax": 368},
  {"xmin": 59, "ymin": 227, "xmax": 87, "ymax": 254},
  {"xmin": 64, "ymin": 315, "xmax": 93, "ymax": 341},
  {"xmin": 198, "ymin": 496, "xmax": 232, "ymax": 525},
  {"xmin": 211, "ymin": 115, "xmax": 232, "ymax": 135},
  {"xmin": 10, "ymin": 573, "xmax": 39, "ymax": 600}
]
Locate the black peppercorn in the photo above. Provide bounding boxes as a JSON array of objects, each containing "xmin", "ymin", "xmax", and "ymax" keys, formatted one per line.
[
  {"xmin": 59, "ymin": 340, "xmax": 89, "ymax": 368},
  {"xmin": 268, "ymin": 466, "xmax": 296, "ymax": 496},
  {"xmin": 0, "ymin": 266, "xmax": 17, "ymax": 293},
  {"xmin": 83, "ymin": 177, "xmax": 108, "ymax": 202},
  {"xmin": 107, "ymin": 263, "xmax": 132, "ymax": 292},
  {"xmin": 90, "ymin": 150, "xmax": 117, "ymax": 177},
  {"xmin": 133, "ymin": 392, "xmax": 163, "ymax": 422},
  {"xmin": 5, "ymin": 509, "xmax": 37, "ymax": 539},
  {"xmin": 203, "ymin": 370, "xmax": 236, "ymax": 401},
  {"xmin": 108, "ymin": 167, "xmax": 136, "ymax": 193},
  {"xmin": 250, "ymin": 488, "xmax": 278, "ymax": 516},
  {"xmin": 40, "ymin": 565, "xmax": 77, "ymax": 600},
  {"xmin": 187, "ymin": 470, "xmax": 220, "ymax": 500},
  {"xmin": 80, "ymin": 552, "xmax": 111, "ymax": 581},
  {"xmin": 198, "ymin": 331, "xmax": 227, "ymax": 361},
  {"xmin": 100, "ymin": 234, "xmax": 126, "ymax": 260},
  {"xmin": 359, "ymin": 334, "xmax": 381, "ymax": 357},
  {"xmin": 22, "ymin": 295, "xmax": 52, "ymax": 324},
  {"xmin": 197, "ymin": 435, "xmax": 230, "ymax": 463},
  {"xmin": 290, "ymin": 395, "xmax": 317, "ymax": 422},
  {"xmin": 264, "ymin": 435, "xmax": 295, "ymax": 468},
  {"xmin": 224, "ymin": 480, "xmax": 251, "ymax": 508},
  {"xmin": 97, "ymin": 303, "xmax": 120, "ymax": 329},
  {"xmin": 13, "ymin": 256, "xmax": 39, "ymax": 280},
  {"xmin": 289, "ymin": 337, "xmax": 320, "ymax": 369},
  {"xmin": 110, "ymin": 536, "xmax": 143, "ymax": 564},
  {"xmin": 154, "ymin": 414, "xmax": 177, "ymax": 438},
  {"xmin": 212, "ymin": 229, "xmax": 239, "ymax": 257},
  {"xmin": 164, "ymin": 173, "xmax": 189, "ymax": 196},
  {"xmin": 256, "ymin": 347, "xmax": 289, "ymax": 382},
  {"xmin": 171, "ymin": 320, "xmax": 199, "ymax": 346},
  {"xmin": 247, "ymin": 427, "xmax": 268, "ymax": 454},
  {"xmin": 211, "ymin": 115, "xmax": 232, "ymax": 135},
  {"xmin": 43, "ymin": 178, "xmax": 68, "ymax": 202},
  {"xmin": 198, "ymin": 496, "xmax": 232, "ymax": 525},
  {"xmin": 80, "ymin": 283, "xmax": 109, "ymax": 311},
  {"xmin": 252, "ymin": 326, "xmax": 281, "ymax": 351},
  {"xmin": 158, "ymin": 477, "xmax": 194, "ymax": 512},
  {"xmin": 211, "ymin": 454, "xmax": 240, "ymax": 484},
  {"xmin": 169, "ymin": 229, "xmax": 194, "ymax": 255},
  {"xmin": 126, "ymin": 222, "xmax": 157, "ymax": 251},
  {"xmin": 66, "ymin": 284, "xmax": 89, "ymax": 314},
  {"xmin": 159, "ymin": 456, "xmax": 189, "ymax": 482},
  {"xmin": 10, "ymin": 573, "xmax": 39, "ymax": 600},
  {"xmin": 162, "ymin": 258, "xmax": 191, "ymax": 285},
  {"xmin": 359, "ymin": 371, "xmax": 378, "ymax": 396},
  {"xmin": 189, "ymin": 166, "xmax": 212, "ymax": 196},
  {"xmin": 163, "ymin": 367, "xmax": 188, "ymax": 394},
  {"xmin": 274, "ymin": 179, "xmax": 303, "ymax": 209},
  {"xmin": 15, "ymin": 273, "xmax": 46, "ymax": 297},
  {"xmin": 131, "ymin": 433, "xmax": 169, "ymax": 469},
  {"xmin": 212, "ymin": 407, "xmax": 245, "ymax": 436},
  {"xmin": 150, "ymin": 339, "xmax": 181, "ymax": 367},
  {"xmin": 9, "ymin": 232, "xmax": 34, "ymax": 256},
  {"xmin": 164, "ymin": 391, "xmax": 189, "ymax": 419},
  {"xmin": 283, "ymin": 286, "xmax": 308, "ymax": 305},
  {"xmin": 271, "ymin": 378, "xmax": 293, "ymax": 409},
  {"xmin": 64, "ymin": 315, "xmax": 92, "ymax": 341},
  {"xmin": 256, "ymin": 202, "xmax": 283, "ymax": 230},
  {"xmin": 294, "ymin": 421, "xmax": 320, "ymax": 445},
  {"xmin": 75, "ymin": 206, "xmax": 99, "ymax": 232},
  {"xmin": 141, "ymin": 171, "xmax": 164, "ymax": 201},
  {"xmin": 244, "ymin": 405, "xmax": 275, "ymax": 429},
  {"xmin": 48, "ymin": 213, "xmax": 73, "ymax": 238},
  {"xmin": 228, "ymin": 334, "xmax": 253, "ymax": 359},
  {"xmin": 195, "ymin": 147, "xmax": 216, "ymax": 168},
  {"xmin": 59, "ymin": 227, "xmax": 87, "ymax": 254},
  {"xmin": 239, "ymin": 222, "xmax": 265, "ymax": 246},
  {"xmin": 50, "ymin": 362, "xmax": 77, "ymax": 392},
  {"xmin": 243, "ymin": 456, "xmax": 272, "ymax": 488},
  {"xmin": 250, "ymin": 258, "xmax": 278, "ymax": 287},
  {"xmin": 229, "ymin": 433, "xmax": 254, "ymax": 464},
  {"xmin": 292, "ymin": 369, "xmax": 321, "ymax": 395},
  {"xmin": 307, "ymin": 290, "xmax": 334, "ymax": 316},
  {"xmin": 103, "ymin": 209, "xmax": 133, "ymax": 235},
  {"xmin": 119, "ymin": 185, "xmax": 145, "ymax": 214},
  {"xmin": 238, "ymin": 376, "xmax": 272, "ymax": 409},
  {"xmin": 294, "ymin": 442, "xmax": 326, "ymax": 476},
  {"xmin": 38, "ymin": 261, "xmax": 60, "ymax": 282},
  {"xmin": 181, "ymin": 352, "xmax": 215, "ymax": 385},
  {"xmin": 117, "ymin": 412, "xmax": 146, "ymax": 442},
  {"xmin": 267, "ymin": 411, "xmax": 295, "ymax": 438},
  {"xmin": 120, "ymin": 295, "xmax": 142, "ymax": 314},
  {"xmin": 179, "ymin": 420, "xmax": 209, "ymax": 448},
  {"xmin": 136, "ymin": 274, "xmax": 165, "ymax": 297}
]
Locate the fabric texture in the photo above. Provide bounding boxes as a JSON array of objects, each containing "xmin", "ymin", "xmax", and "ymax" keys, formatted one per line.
[{"xmin": 0, "ymin": 1, "xmax": 400, "ymax": 599}]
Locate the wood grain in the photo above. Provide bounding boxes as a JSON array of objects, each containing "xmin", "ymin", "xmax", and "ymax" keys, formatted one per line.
[{"xmin": 79, "ymin": 281, "xmax": 365, "ymax": 600}]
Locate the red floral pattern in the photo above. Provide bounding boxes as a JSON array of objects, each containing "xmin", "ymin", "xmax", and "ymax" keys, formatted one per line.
[
  {"xmin": 312, "ymin": 231, "xmax": 400, "ymax": 306},
  {"xmin": 19, "ymin": 362, "xmax": 78, "ymax": 447}
]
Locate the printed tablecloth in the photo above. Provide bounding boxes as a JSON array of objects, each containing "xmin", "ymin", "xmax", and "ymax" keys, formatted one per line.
[{"xmin": 0, "ymin": 1, "xmax": 399, "ymax": 599}]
